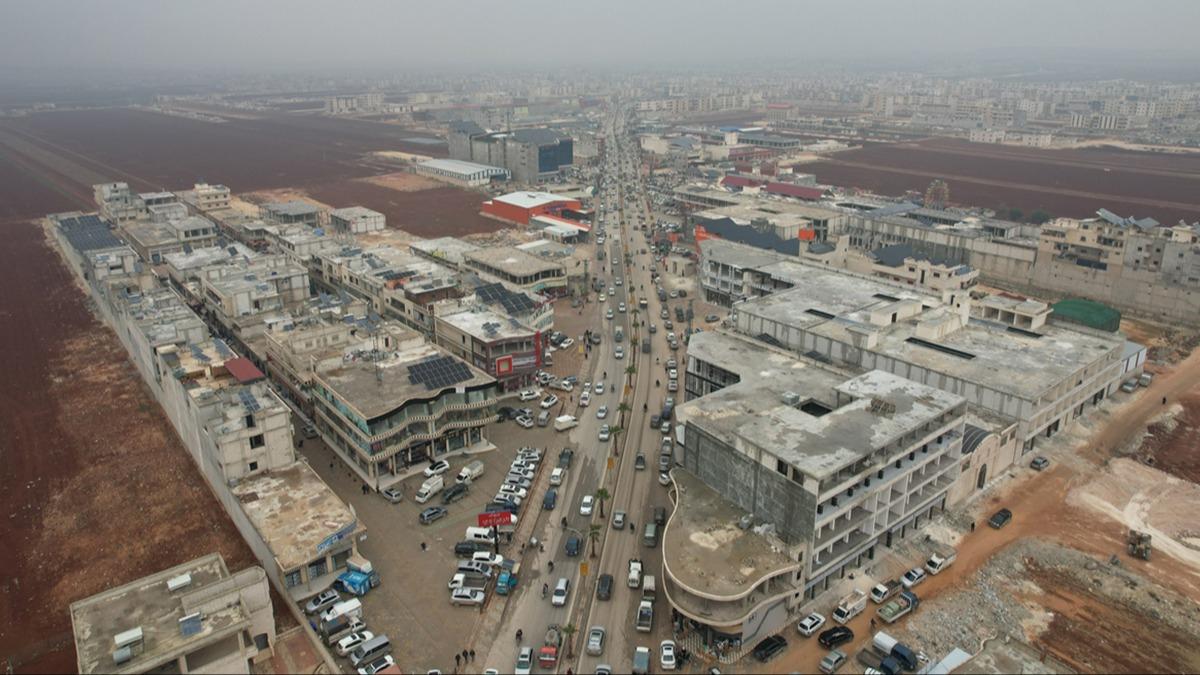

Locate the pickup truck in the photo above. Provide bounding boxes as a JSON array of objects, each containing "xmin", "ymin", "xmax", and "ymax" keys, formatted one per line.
[
  {"xmin": 632, "ymin": 646, "xmax": 652, "ymax": 675},
  {"xmin": 832, "ymin": 589, "xmax": 867, "ymax": 624},
  {"xmin": 869, "ymin": 580, "xmax": 902, "ymax": 604},
  {"xmin": 539, "ymin": 624, "xmax": 562, "ymax": 667},
  {"xmin": 877, "ymin": 590, "xmax": 920, "ymax": 624},
  {"xmin": 448, "ymin": 572, "xmax": 490, "ymax": 592},
  {"xmin": 635, "ymin": 600, "xmax": 654, "ymax": 632},
  {"xmin": 320, "ymin": 615, "xmax": 365, "ymax": 646},
  {"xmin": 496, "ymin": 561, "xmax": 521, "ymax": 595},
  {"xmin": 628, "ymin": 558, "xmax": 643, "ymax": 588},
  {"xmin": 925, "ymin": 547, "xmax": 957, "ymax": 575},
  {"xmin": 642, "ymin": 574, "xmax": 656, "ymax": 602}
]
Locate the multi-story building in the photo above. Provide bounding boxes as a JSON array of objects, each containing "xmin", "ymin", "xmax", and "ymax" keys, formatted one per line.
[
  {"xmin": 94, "ymin": 182, "xmax": 143, "ymax": 224},
  {"xmin": 310, "ymin": 324, "xmax": 500, "ymax": 487},
  {"xmin": 121, "ymin": 216, "xmax": 220, "ymax": 264},
  {"xmin": 462, "ymin": 245, "xmax": 568, "ymax": 296},
  {"xmin": 329, "ymin": 206, "xmax": 385, "ymax": 234},
  {"xmin": 70, "ymin": 554, "xmax": 275, "ymax": 675},
  {"xmin": 448, "ymin": 123, "xmax": 574, "ymax": 183},
  {"xmin": 261, "ymin": 201, "xmax": 323, "ymax": 227},
  {"xmin": 434, "ymin": 290, "xmax": 547, "ymax": 391},
  {"xmin": 180, "ymin": 182, "xmax": 232, "ymax": 212},
  {"xmin": 668, "ymin": 330, "xmax": 966, "ymax": 653}
]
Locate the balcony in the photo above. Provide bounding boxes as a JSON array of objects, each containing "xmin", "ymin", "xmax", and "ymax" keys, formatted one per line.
[
  {"xmin": 814, "ymin": 505, "xmax": 873, "ymax": 548},
  {"xmin": 811, "ymin": 529, "xmax": 872, "ymax": 573}
]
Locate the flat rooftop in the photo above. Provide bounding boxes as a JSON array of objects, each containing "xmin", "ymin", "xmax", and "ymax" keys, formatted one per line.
[
  {"xmin": 493, "ymin": 191, "xmax": 572, "ymax": 210},
  {"xmin": 70, "ymin": 553, "xmax": 250, "ymax": 674},
  {"xmin": 315, "ymin": 337, "xmax": 494, "ymax": 420},
  {"xmin": 231, "ymin": 462, "xmax": 359, "ymax": 571},
  {"xmin": 465, "ymin": 245, "xmax": 565, "ymax": 277},
  {"xmin": 263, "ymin": 200, "xmax": 322, "ymax": 217},
  {"xmin": 700, "ymin": 237, "xmax": 792, "ymax": 271},
  {"xmin": 330, "ymin": 206, "xmax": 383, "ymax": 220},
  {"xmin": 664, "ymin": 469, "xmax": 797, "ymax": 600},
  {"xmin": 410, "ymin": 236, "xmax": 482, "ymax": 267},
  {"xmin": 679, "ymin": 331, "xmax": 963, "ymax": 480},
  {"xmin": 419, "ymin": 158, "xmax": 508, "ymax": 175},
  {"xmin": 439, "ymin": 304, "xmax": 535, "ymax": 341}
]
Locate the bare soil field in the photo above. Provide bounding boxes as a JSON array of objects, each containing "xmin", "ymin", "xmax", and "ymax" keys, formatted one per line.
[
  {"xmin": 0, "ymin": 220, "xmax": 264, "ymax": 673},
  {"xmin": 305, "ymin": 179, "xmax": 502, "ymax": 238},
  {"xmin": 1133, "ymin": 394, "xmax": 1200, "ymax": 483},
  {"xmin": 807, "ymin": 137, "xmax": 1200, "ymax": 224}
]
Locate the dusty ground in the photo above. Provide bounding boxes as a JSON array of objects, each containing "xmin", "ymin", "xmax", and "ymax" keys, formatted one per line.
[
  {"xmin": 304, "ymin": 179, "xmax": 502, "ymax": 238},
  {"xmin": 360, "ymin": 171, "xmax": 443, "ymax": 192},
  {"xmin": 0, "ymin": 221, "xmax": 266, "ymax": 673},
  {"xmin": 1130, "ymin": 394, "xmax": 1200, "ymax": 484}
]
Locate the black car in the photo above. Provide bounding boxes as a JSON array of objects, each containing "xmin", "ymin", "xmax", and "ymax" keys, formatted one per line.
[
  {"xmin": 818, "ymin": 626, "xmax": 854, "ymax": 649},
  {"xmin": 558, "ymin": 448, "xmax": 575, "ymax": 469},
  {"xmin": 419, "ymin": 506, "xmax": 448, "ymax": 525},
  {"xmin": 597, "ymin": 573, "xmax": 614, "ymax": 601},
  {"xmin": 454, "ymin": 540, "xmax": 490, "ymax": 557},
  {"xmin": 654, "ymin": 506, "xmax": 667, "ymax": 526},
  {"xmin": 752, "ymin": 635, "xmax": 787, "ymax": 663},
  {"xmin": 441, "ymin": 483, "xmax": 469, "ymax": 504},
  {"xmin": 485, "ymin": 500, "xmax": 519, "ymax": 515},
  {"xmin": 1030, "ymin": 456, "xmax": 1050, "ymax": 471},
  {"xmin": 634, "ymin": 454, "xmax": 647, "ymax": 470},
  {"xmin": 989, "ymin": 507, "xmax": 1013, "ymax": 529},
  {"xmin": 565, "ymin": 535, "xmax": 581, "ymax": 557}
]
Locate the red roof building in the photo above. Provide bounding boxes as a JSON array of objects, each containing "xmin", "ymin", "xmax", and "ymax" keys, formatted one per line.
[
  {"xmin": 481, "ymin": 191, "xmax": 583, "ymax": 225},
  {"xmin": 764, "ymin": 182, "xmax": 827, "ymax": 201},
  {"xmin": 224, "ymin": 357, "xmax": 265, "ymax": 384}
]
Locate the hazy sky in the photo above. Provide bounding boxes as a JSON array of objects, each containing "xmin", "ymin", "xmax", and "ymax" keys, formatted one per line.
[{"xmin": 3, "ymin": 0, "xmax": 1200, "ymax": 73}]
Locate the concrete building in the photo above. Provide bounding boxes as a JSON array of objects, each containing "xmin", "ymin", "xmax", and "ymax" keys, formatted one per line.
[
  {"xmin": 448, "ymin": 123, "xmax": 574, "ymax": 183},
  {"xmin": 462, "ymin": 245, "xmax": 568, "ymax": 295},
  {"xmin": 800, "ymin": 242, "xmax": 981, "ymax": 292},
  {"xmin": 180, "ymin": 183, "xmax": 232, "ymax": 212},
  {"xmin": 261, "ymin": 201, "xmax": 323, "ymax": 227},
  {"xmin": 409, "ymin": 236, "xmax": 482, "ymax": 271},
  {"xmin": 416, "ymin": 158, "xmax": 510, "ymax": 187},
  {"xmin": 434, "ymin": 289, "xmax": 548, "ymax": 391},
  {"xmin": 329, "ymin": 206, "xmax": 385, "ymax": 234},
  {"xmin": 121, "ymin": 216, "xmax": 220, "ymax": 264},
  {"xmin": 51, "ymin": 213, "xmax": 141, "ymax": 283},
  {"xmin": 669, "ymin": 330, "xmax": 966, "ymax": 652},
  {"xmin": 70, "ymin": 554, "xmax": 275, "ymax": 675},
  {"xmin": 94, "ymin": 182, "xmax": 143, "ymax": 224},
  {"xmin": 310, "ymin": 324, "xmax": 500, "ymax": 487}
]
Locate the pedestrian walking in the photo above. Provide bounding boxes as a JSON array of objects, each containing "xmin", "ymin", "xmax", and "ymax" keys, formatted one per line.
[
  {"xmin": 455, "ymin": 654, "xmax": 461, "ymax": 668},
  {"xmin": 420, "ymin": 541, "xmax": 427, "ymax": 552},
  {"xmin": 970, "ymin": 521, "xmax": 976, "ymax": 532},
  {"xmin": 470, "ymin": 649, "xmax": 476, "ymax": 662},
  {"xmin": 870, "ymin": 617, "xmax": 877, "ymax": 630},
  {"xmin": 1163, "ymin": 396, "xmax": 1168, "ymax": 405},
  {"xmin": 462, "ymin": 649, "xmax": 469, "ymax": 663}
]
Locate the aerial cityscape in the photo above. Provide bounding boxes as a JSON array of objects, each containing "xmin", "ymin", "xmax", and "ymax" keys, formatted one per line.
[{"xmin": 4, "ymin": 1, "xmax": 1200, "ymax": 674}]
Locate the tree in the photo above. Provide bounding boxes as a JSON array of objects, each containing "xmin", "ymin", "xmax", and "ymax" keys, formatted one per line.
[
  {"xmin": 1030, "ymin": 209, "xmax": 1052, "ymax": 225},
  {"xmin": 588, "ymin": 523, "xmax": 602, "ymax": 557},
  {"xmin": 562, "ymin": 623, "xmax": 577, "ymax": 659},
  {"xmin": 625, "ymin": 364, "xmax": 637, "ymax": 378},
  {"xmin": 1008, "ymin": 208, "xmax": 1024, "ymax": 222},
  {"xmin": 595, "ymin": 487, "xmax": 611, "ymax": 518}
]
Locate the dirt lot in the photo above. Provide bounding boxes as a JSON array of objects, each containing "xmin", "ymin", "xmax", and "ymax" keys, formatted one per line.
[
  {"xmin": 305, "ymin": 178, "xmax": 503, "ymax": 238},
  {"xmin": 806, "ymin": 137, "xmax": 1200, "ymax": 224},
  {"xmin": 1130, "ymin": 394, "xmax": 1200, "ymax": 483},
  {"xmin": 0, "ymin": 220, "xmax": 266, "ymax": 673}
]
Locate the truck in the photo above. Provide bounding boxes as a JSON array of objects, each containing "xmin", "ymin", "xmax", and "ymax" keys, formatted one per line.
[
  {"xmin": 869, "ymin": 580, "xmax": 902, "ymax": 604},
  {"xmin": 456, "ymin": 460, "xmax": 485, "ymax": 484},
  {"xmin": 448, "ymin": 572, "xmax": 490, "ymax": 591},
  {"xmin": 496, "ymin": 561, "xmax": 521, "ymax": 595},
  {"xmin": 335, "ymin": 555, "xmax": 381, "ymax": 596},
  {"xmin": 641, "ymin": 574, "xmax": 656, "ymax": 602},
  {"xmin": 320, "ymin": 614, "xmax": 365, "ymax": 647},
  {"xmin": 876, "ymin": 590, "xmax": 920, "ymax": 624},
  {"xmin": 832, "ymin": 589, "xmax": 868, "ymax": 624},
  {"xmin": 539, "ymin": 624, "xmax": 562, "ymax": 667},
  {"xmin": 554, "ymin": 415, "xmax": 578, "ymax": 432},
  {"xmin": 872, "ymin": 631, "xmax": 919, "ymax": 671},
  {"xmin": 628, "ymin": 558, "xmax": 643, "ymax": 588},
  {"xmin": 632, "ymin": 646, "xmax": 652, "ymax": 675},
  {"xmin": 635, "ymin": 599, "xmax": 654, "ymax": 632},
  {"xmin": 925, "ymin": 546, "xmax": 956, "ymax": 575},
  {"xmin": 414, "ymin": 475, "xmax": 444, "ymax": 504}
]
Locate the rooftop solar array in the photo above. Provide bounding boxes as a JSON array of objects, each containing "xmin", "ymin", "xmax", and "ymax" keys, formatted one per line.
[
  {"xmin": 238, "ymin": 388, "xmax": 262, "ymax": 413},
  {"xmin": 408, "ymin": 355, "xmax": 473, "ymax": 390},
  {"xmin": 476, "ymin": 282, "xmax": 536, "ymax": 314},
  {"xmin": 59, "ymin": 214, "xmax": 123, "ymax": 252}
]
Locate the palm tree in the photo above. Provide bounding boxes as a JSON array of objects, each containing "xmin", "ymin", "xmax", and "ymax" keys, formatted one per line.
[
  {"xmin": 625, "ymin": 364, "xmax": 637, "ymax": 379},
  {"xmin": 595, "ymin": 487, "xmax": 611, "ymax": 518},
  {"xmin": 562, "ymin": 623, "xmax": 577, "ymax": 659},
  {"xmin": 588, "ymin": 523, "xmax": 602, "ymax": 557}
]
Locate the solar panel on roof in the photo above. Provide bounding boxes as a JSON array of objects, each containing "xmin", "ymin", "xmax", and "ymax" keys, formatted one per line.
[
  {"xmin": 189, "ymin": 344, "xmax": 211, "ymax": 362},
  {"xmin": 407, "ymin": 355, "xmax": 473, "ymax": 390},
  {"xmin": 213, "ymin": 339, "xmax": 234, "ymax": 359},
  {"xmin": 237, "ymin": 388, "xmax": 262, "ymax": 413}
]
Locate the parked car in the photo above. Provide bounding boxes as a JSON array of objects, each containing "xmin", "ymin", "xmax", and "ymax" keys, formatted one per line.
[
  {"xmin": 419, "ymin": 506, "xmax": 448, "ymax": 525},
  {"xmin": 337, "ymin": 631, "xmax": 376, "ymax": 657},
  {"xmin": 752, "ymin": 635, "xmax": 788, "ymax": 662},
  {"xmin": 1031, "ymin": 456, "xmax": 1050, "ymax": 471},
  {"xmin": 518, "ymin": 389, "xmax": 539, "ymax": 401},
  {"xmin": 989, "ymin": 507, "xmax": 1013, "ymax": 529},
  {"xmin": 580, "ymin": 495, "xmax": 595, "ymax": 516},
  {"xmin": 797, "ymin": 612, "xmax": 826, "ymax": 637},
  {"xmin": 660, "ymin": 640, "xmax": 677, "ymax": 671},
  {"xmin": 819, "ymin": 649, "xmax": 847, "ymax": 674},
  {"xmin": 450, "ymin": 588, "xmax": 486, "ymax": 606},
  {"xmin": 305, "ymin": 589, "xmax": 340, "ymax": 615},
  {"xmin": 441, "ymin": 483, "xmax": 469, "ymax": 504},
  {"xmin": 424, "ymin": 459, "xmax": 450, "ymax": 477},
  {"xmin": 357, "ymin": 655, "xmax": 395, "ymax": 675},
  {"xmin": 472, "ymin": 551, "xmax": 504, "ymax": 566},
  {"xmin": 817, "ymin": 626, "xmax": 854, "ymax": 649},
  {"xmin": 658, "ymin": 472, "xmax": 671, "ymax": 486},
  {"xmin": 381, "ymin": 487, "xmax": 403, "ymax": 504},
  {"xmin": 902, "ymin": 567, "xmax": 927, "ymax": 589},
  {"xmin": 541, "ymin": 394, "xmax": 559, "ymax": 409},
  {"xmin": 515, "ymin": 416, "xmax": 534, "ymax": 429}
]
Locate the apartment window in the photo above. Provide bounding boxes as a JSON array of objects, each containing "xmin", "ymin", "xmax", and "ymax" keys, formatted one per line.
[
  {"xmin": 245, "ymin": 414, "xmax": 256, "ymax": 428},
  {"xmin": 776, "ymin": 458, "xmax": 788, "ymax": 476},
  {"xmin": 284, "ymin": 569, "xmax": 302, "ymax": 588},
  {"xmin": 248, "ymin": 461, "xmax": 259, "ymax": 472},
  {"xmin": 250, "ymin": 434, "xmax": 265, "ymax": 449}
]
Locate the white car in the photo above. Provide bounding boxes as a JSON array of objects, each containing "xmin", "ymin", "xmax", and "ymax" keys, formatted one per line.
[
  {"xmin": 667, "ymin": 368, "xmax": 678, "ymax": 380},
  {"xmin": 336, "ymin": 630, "xmax": 375, "ymax": 657},
  {"xmin": 560, "ymin": 338, "xmax": 575, "ymax": 349},
  {"xmin": 357, "ymin": 655, "xmax": 395, "ymax": 675},
  {"xmin": 618, "ymin": 302, "xmax": 627, "ymax": 313},
  {"xmin": 598, "ymin": 292, "xmax": 607, "ymax": 302},
  {"xmin": 614, "ymin": 346, "xmax": 624, "ymax": 360},
  {"xmin": 551, "ymin": 577, "xmax": 570, "ymax": 606},
  {"xmin": 550, "ymin": 467, "xmax": 566, "ymax": 486},
  {"xmin": 595, "ymin": 382, "xmax": 605, "ymax": 394},
  {"xmin": 596, "ymin": 405, "xmax": 608, "ymax": 419},
  {"xmin": 580, "ymin": 391, "xmax": 591, "ymax": 406},
  {"xmin": 606, "ymin": 308, "xmax": 614, "ymax": 320},
  {"xmin": 515, "ymin": 416, "xmax": 534, "ymax": 429},
  {"xmin": 450, "ymin": 588, "xmax": 486, "ymax": 606},
  {"xmin": 423, "ymin": 459, "xmax": 450, "ymax": 477},
  {"xmin": 515, "ymin": 647, "xmax": 534, "ymax": 675},
  {"xmin": 582, "ymin": 380, "xmax": 592, "ymax": 392},
  {"xmin": 660, "ymin": 640, "xmax": 677, "ymax": 671},
  {"xmin": 541, "ymin": 394, "xmax": 559, "ymax": 409},
  {"xmin": 518, "ymin": 389, "xmax": 539, "ymax": 401},
  {"xmin": 902, "ymin": 567, "xmax": 927, "ymax": 589},
  {"xmin": 598, "ymin": 425, "xmax": 611, "ymax": 442},
  {"xmin": 580, "ymin": 495, "xmax": 595, "ymax": 516},
  {"xmin": 498, "ymin": 484, "xmax": 528, "ymax": 500},
  {"xmin": 472, "ymin": 551, "xmax": 505, "ymax": 566},
  {"xmin": 797, "ymin": 612, "xmax": 826, "ymax": 637},
  {"xmin": 587, "ymin": 626, "xmax": 606, "ymax": 656}
]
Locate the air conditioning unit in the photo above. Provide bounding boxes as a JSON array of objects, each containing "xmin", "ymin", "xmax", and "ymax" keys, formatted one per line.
[{"xmin": 167, "ymin": 572, "xmax": 193, "ymax": 592}]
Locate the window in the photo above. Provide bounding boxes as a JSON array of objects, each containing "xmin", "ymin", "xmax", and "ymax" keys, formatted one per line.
[
  {"xmin": 248, "ymin": 461, "xmax": 259, "ymax": 472},
  {"xmin": 284, "ymin": 569, "xmax": 302, "ymax": 588},
  {"xmin": 245, "ymin": 414, "xmax": 256, "ymax": 428},
  {"xmin": 249, "ymin": 434, "xmax": 265, "ymax": 449}
]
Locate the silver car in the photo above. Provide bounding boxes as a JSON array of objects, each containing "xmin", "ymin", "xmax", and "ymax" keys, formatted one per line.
[{"xmin": 587, "ymin": 626, "xmax": 607, "ymax": 656}]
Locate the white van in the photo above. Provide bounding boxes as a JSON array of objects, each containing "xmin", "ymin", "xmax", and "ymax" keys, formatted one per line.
[
  {"xmin": 320, "ymin": 597, "xmax": 363, "ymax": 625},
  {"xmin": 456, "ymin": 460, "xmax": 485, "ymax": 485},
  {"xmin": 350, "ymin": 635, "xmax": 391, "ymax": 666},
  {"xmin": 465, "ymin": 526, "xmax": 496, "ymax": 544},
  {"xmin": 537, "ymin": 410, "xmax": 551, "ymax": 427},
  {"xmin": 414, "ymin": 475, "xmax": 444, "ymax": 504}
]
